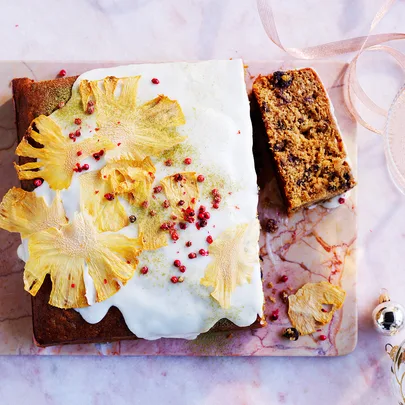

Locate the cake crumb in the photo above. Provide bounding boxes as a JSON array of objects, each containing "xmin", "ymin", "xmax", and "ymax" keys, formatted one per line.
[
  {"xmin": 280, "ymin": 290, "xmax": 289, "ymax": 303},
  {"xmin": 265, "ymin": 218, "xmax": 278, "ymax": 233}
]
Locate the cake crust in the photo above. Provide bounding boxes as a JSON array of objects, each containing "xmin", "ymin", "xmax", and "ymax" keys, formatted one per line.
[
  {"xmin": 252, "ymin": 68, "xmax": 356, "ymax": 214},
  {"xmin": 12, "ymin": 75, "xmax": 264, "ymax": 347}
]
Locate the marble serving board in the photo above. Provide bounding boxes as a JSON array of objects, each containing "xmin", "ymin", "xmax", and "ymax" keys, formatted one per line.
[{"xmin": 0, "ymin": 60, "xmax": 357, "ymax": 356}]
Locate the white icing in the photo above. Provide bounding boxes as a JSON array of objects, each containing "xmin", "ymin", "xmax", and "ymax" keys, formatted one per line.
[
  {"xmin": 33, "ymin": 181, "xmax": 55, "ymax": 205},
  {"xmin": 17, "ymin": 239, "xmax": 28, "ymax": 262},
  {"xmin": 82, "ymin": 263, "xmax": 96, "ymax": 306},
  {"xmin": 320, "ymin": 190, "xmax": 350, "ymax": 209},
  {"xmin": 21, "ymin": 60, "xmax": 264, "ymax": 340}
]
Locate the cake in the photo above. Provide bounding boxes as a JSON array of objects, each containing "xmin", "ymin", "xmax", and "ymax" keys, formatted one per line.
[
  {"xmin": 252, "ymin": 68, "xmax": 356, "ymax": 214},
  {"xmin": 2, "ymin": 60, "xmax": 265, "ymax": 346}
]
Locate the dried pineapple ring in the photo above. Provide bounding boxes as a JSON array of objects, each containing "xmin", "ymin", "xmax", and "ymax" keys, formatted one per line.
[
  {"xmin": 0, "ymin": 187, "xmax": 67, "ymax": 238},
  {"xmin": 288, "ymin": 281, "xmax": 346, "ymax": 335},
  {"xmin": 79, "ymin": 76, "xmax": 187, "ymax": 161},
  {"xmin": 14, "ymin": 115, "xmax": 115, "ymax": 190},
  {"xmin": 160, "ymin": 172, "xmax": 199, "ymax": 220},
  {"xmin": 101, "ymin": 157, "xmax": 156, "ymax": 206},
  {"xmin": 138, "ymin": 199, "xmax": 169, "ymax": 251},
  {"xmin": 200, "ymin": 220, "xmax": 260, "ymax": 309},
  {"xmin": 24, "ymin": 212, "xmax": 143, "ymax": 309},
  {"xmin": 80, "ymin": 170, "xmax": 129, "ymax": 232}
]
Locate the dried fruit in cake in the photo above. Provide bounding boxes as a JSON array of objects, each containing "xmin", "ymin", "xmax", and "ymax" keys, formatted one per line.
[
  {"xmin": 14, "ymin": 115, "xmax": 114, "ymax": 190},
  {"xmin": 200, "ymin": 219, "xmax": 260, "ymax": 309},
  {"xmin": 161, "ymin": 172, "xmax": 199, "ymax": 220},
  {"xmin": 79, "ymin": 76, "xmax": 186, "ymax": 161},
  {"xmin": 252, "ymin": 68, "xmax": 356, "ymax": 214},
  {"xmin": 80, "ymin": 171, "xmax": 129, "ymax": 232},
  {"xmin": 0, "ymin": 187, "xmax": 67, "ymax": 238},
  {"xmin": 24, "ymin": 212, "xmax": 143, "ymax": 309},
  {"xmin": 287, "ymin": 281, "xmax": 346, "ymax": 335},
  {"xmin": 271, "ymin": 71, "xmax": 293, "ymax": 88},
  {"xmin": 101, "ymin": 157, "xmax": 156, "ymax": 206}
]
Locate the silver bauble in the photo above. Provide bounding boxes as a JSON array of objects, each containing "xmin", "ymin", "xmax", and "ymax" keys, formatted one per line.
[{"xmin": 373, "ymin": 301, "xmax": 405, "ymax": 336}]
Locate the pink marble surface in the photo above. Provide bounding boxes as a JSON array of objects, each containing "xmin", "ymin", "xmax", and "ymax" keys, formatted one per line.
[
  {"xmin": 0, "ymin": 60, "xmax": 356, "ymax": 357},
  {"xmin": 0, "ymin": 0, "xmax": 404, "ymax": 403}
]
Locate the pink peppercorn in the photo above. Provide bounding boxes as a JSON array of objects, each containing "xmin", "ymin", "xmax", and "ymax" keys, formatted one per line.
[
  {"xmin": 170, "ymin": 231, "xmax": 179, "ymax": 241},
  {"xmin": 269, "ymin": 309, "xmax": 279, "ymax": 321}
]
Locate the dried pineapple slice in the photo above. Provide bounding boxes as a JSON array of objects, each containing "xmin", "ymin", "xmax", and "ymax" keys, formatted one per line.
[
  {"xmin": 0, "ymin": 187, "xmax": 67, "ymax": 238},
  {"xmin": 80, "ymin": 171, "xmax": 128, "ymax": 232},
  {"xmin": 101, "ymin": 157, "xmax": 156, "ymax": 206},
  {"xmin": 14, "ymin": 115, "xmax": 115, "ymax": 190},
  {"xmin": 79, "ymin": 76, "xmax": 186, "ymax": 161},
  {"xmin": 200, "ymin": 220, "xmax": 260, "ymax": 309},
  {"xmin": 24, "ymin": 212, "xmax": 143, "ymax": 309},
  {"xmin": 138, "ymin": 200, "xmax": 168, "ymax": 250},
  {"xmin": 160, "ymin": 172, "xmax": 199, "ymax": 220},
  {"xmin": 288, "ymin": 281, "xmax": 346, "ymax": 335}
]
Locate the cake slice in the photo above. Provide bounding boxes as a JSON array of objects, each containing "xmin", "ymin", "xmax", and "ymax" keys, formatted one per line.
[{"xmin": 252, "ymin": 68, "xmax": 355, "ymax": 214}]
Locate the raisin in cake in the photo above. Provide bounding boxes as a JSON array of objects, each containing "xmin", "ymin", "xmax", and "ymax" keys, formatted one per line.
[{"xmin": 253, "ymin": 68, "xmax": 356, "ymax": 214}]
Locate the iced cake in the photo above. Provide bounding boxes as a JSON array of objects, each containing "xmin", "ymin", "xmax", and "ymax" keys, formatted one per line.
[
  {"xmin": 2, "ymin": 60, "xmax": 265, "ymax": 346},
  {"xmin": 252, "ymin": 68, "xmax": 356, "ymax": 214}
]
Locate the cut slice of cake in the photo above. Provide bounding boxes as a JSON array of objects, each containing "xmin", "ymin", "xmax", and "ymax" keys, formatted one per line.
[
  {"xmin": 252, "ymin": 68, "xmax": 356, "ymax": 214},
  {"xmin": 7, "ymin": 60, "xmax": 265, "ymax": 346}
]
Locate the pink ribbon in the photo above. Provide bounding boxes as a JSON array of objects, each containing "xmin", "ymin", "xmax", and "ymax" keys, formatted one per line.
[{"xmin": 257, "ymin": 0, "xmax": 405, "ymax": 135}]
